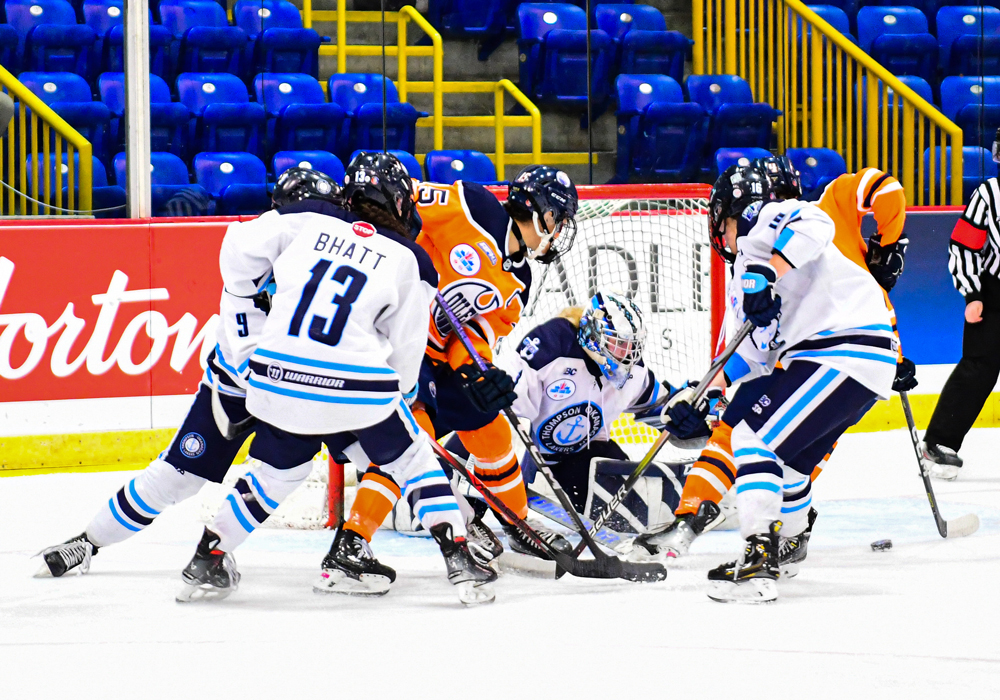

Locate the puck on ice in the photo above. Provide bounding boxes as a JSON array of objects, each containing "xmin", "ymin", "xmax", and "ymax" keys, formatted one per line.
[{"xmin": 871, "ymin": 539, "xmax": 892, "ymax": 552}]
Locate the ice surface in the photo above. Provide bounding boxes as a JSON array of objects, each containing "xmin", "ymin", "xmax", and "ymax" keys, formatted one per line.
[{"xmin": 2, "ymin": 428, "xmax": 999, "ymax": 699}]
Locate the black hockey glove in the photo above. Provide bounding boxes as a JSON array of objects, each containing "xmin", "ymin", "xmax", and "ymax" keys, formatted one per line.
[
  {"xmin": 663, "ymin": 384, "xmax": 724, "ymax": 441},
  {"xmin": 741, "ymin": 262, "xmax": 782, "ymax": 327},
  {"xmin": 892, "ymin": 356, "xmax": 918, "ymax": 392},
  {"xmin": 455, "ymin": 361, "xmax": 517, "ymax": 414},
  {"xmin": 865, "ymin": 235, "xmax": 907, "ymax": 292}
]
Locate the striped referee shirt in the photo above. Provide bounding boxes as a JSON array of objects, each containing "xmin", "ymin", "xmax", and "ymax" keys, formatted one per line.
[{"xmin": 949, "ymin": 178, "xmax": 1000, "ymax": 303}]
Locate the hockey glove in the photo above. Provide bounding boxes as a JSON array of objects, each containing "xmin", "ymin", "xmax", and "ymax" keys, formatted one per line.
[
  {"xmin": 455, "ymin": 361, "xmax": 517, "ymax": 414},
  {"xmin": 741, "ymin": 262, "xmax": 782, "ymax": 328},
  {"xmin": 892, "ymin": 356, "xmax": 918, "ymax": 392},
  {"xmin": 664, "ymin": 385, "xmax": 723, "ymax": 441},
  {"xmin": 865, "ymin": 235, "xmax": 908, "ymax": 292}
]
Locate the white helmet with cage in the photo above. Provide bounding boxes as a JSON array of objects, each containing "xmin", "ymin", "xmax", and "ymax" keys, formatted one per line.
[{"xmin": 577, "ymin": 290, "xmax": 646, "ymax": 389}]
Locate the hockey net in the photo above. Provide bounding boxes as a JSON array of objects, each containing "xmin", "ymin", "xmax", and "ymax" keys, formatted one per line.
[{"xmin": 199, "ymin": 183, "xmax": 720, "ymax": 529}]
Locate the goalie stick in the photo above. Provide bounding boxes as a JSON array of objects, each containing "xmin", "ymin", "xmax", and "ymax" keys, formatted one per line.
[
  {"xmin": 900, "ymin": 391, "xmax": 980, "ymax": 539},
  {"xmin": 528, "ymin": 489, "xmax": 628, "ymax": 552},
  {"xmin": 434, "ymin": 292, "xmax": 666, "ymax": 583},
  {"xmin": 561, "ymin": 319, "xmax": 755, "ymax": 567}
]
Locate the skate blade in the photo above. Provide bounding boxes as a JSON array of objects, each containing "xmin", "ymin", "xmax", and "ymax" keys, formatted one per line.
[
  {"xmin": 707, "ymin": 578, "xmax": 777, "ymax": 604},
  {"xmin": 497, "ymin": 551, "xmax": 558, "ymax": 578},
  {"xmin": 456, "ymin": 581, "xmax": 496, "ymax": 606},
  {"xmin": 312, "ymin": 569, "xmax": 391, "ymax": 597},
  {"xmin": 175, "ymin": 581, "xmax": 235, "ymax": 603},
  {"xmin": 928, "ymin": 463, "xmax": 961, "ymax": 481}
]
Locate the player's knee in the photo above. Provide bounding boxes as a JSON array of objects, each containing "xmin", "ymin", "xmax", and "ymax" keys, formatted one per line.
[
  {"xmin": 457, "ymin": 416, "xmax": 514, "ymax": 465},
  {"xmin": 134, "ymin": 459, "xmax": 207, "ymax": 510},
  {"xmin": 249, "ymin": 459, "xmax": 314, "ymax": 503}
]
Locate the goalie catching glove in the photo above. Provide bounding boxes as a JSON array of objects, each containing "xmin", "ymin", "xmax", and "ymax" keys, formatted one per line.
[
  {"xmin": 634, "ymin": 382, "xmax": 724, "ymax": 441},
  {"xmin": 455, "ymin": 361, "xmax": 517, "ymax": 414}
]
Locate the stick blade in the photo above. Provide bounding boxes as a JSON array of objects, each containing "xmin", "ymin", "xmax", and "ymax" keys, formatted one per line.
[
  {"xmin": 557, "ymin": 555, "xmax": 667, "ymax": 583},
  {"xmin": 945, "ymin": 513, "xmax": 980, "ymax": 538}
]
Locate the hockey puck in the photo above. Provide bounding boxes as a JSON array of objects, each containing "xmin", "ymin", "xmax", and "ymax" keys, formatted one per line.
[{"xmin": 870, "ymin": 539, "xmax": 892, "ymax": 552}]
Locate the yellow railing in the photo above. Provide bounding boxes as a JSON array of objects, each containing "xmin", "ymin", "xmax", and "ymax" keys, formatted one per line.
[
  {"xmin": 0, "ymin": 64, "xmax": 92, "ymax": 215},
  {"xmin": 694, "ymin": 0, "xmax": 963, "ymax": 205}
]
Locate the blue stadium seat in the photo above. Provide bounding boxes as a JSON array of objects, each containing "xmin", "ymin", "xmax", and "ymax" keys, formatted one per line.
[
  {"xmin": 272, "ymin": 150, "xmax": 345, "ymax": 182},
  {"xmin": 177, "ymin": 72, "xmax": 265, "ymax": 157},
  {"xmin": 26, "ymin": 152, "xmax": 107, "ymax": 193},
  {"xmin": 102, "ymin": 20, "xmax": 173, "ymax": 79},
  {"xmin": 923, "ymin": 146, "xmax": 995, "ymax": 202},
  {"xmin": 805, "ymin": 4, "xmax": 852, "ymax": 36},
  {"xmin": 113, "ymin": 150, "xmax": 216, "ymax": 215},
  {"xmin": 425, "ymin": 0, "xmax": 508, "ymax": 60},
  {"xmin": 99, "ymin": 72, "xmax": 189, "ymax": 156},
  {"xmin": 517, "ymin": 4, "xmax": 614, "ymax": 113},
  {"xmin": 0, "ymin": 23, "xmax": 18, "ymax": 71},
  {"xmin": 424, "ymin": 150, "xmax": 499, "ymax": 184},
  {"xmin": 614, "ymin": 74, "xmax": 706, "ymax": 182},
  {"xmin": 714, "ymin": 147, "xmax": 772, "ymax": 175},
  {"xmin": 159, "ymin": 0, "xmax": 247, "ymax": 79},
  {"xmin": 6, "ymin": 0, "xmax": 96, "ymax": 74},
  {"xmin": 194, "ymin": 151, "xmax": 269, "ymax": 215},
  {"xmin": 347, "ymin": 149, "xmax": 422, "ymax": 179},
  {"xmin": 25, "ymin": 152, "xmax": 126, "ymax": 218},
  {"xmin": 328, "ymin": 74, "xmax": 423, "ymax": 156},
  {"xmin": 857, "ymin": 6, "xmax": 937, "ymax": 81},
  {"xmin": 940, "ymin": 76, "xmax": 1000, "ymax": 148},
  {"xmin": 594, "ymin": 4, "xmax": 690, "ymax": 83},
  {"xmin": 686, "ymin": 75, "xmax": 779, "ymax": 170},
  {"xmin": 234, "ymin": 0, "xmax": 320, "ymax": 78},
  {"xmin": 255, "ymin": 73, "xmax": 346, "ymax": 159},
  {"xmin": 786, "ymin": 147, "xmax": 846, "ymax": 198},
  {"xmin": 6, "ymin": 0, "xmax": 76, "ymax": 54},
  {"xmin": 19, "ymin": 71, "xmax": 112, "ymax": 165},
  {"xmin": 936, "ymin": 6, "xmax": 1000, "ymax": 76}
]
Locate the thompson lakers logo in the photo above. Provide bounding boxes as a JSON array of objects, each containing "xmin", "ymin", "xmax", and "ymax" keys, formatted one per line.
[{"xmin": 538, "ymin": 402, "xmax": 603, "ymax": 454}]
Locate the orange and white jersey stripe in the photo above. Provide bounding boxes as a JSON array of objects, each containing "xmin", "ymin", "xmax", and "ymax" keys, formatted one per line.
[{"xmin": 818, "ymin": 167, "xmax": 907, "ymax": 269}]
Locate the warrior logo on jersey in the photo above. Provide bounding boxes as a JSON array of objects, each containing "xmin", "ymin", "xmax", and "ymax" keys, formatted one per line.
[
  {"xmin": 267, "ymin": 363, "xmax": 284, "ymax": 382},
  {"xmin": 538, "ymin": 402, "xmax": 604, "ymax": 454},
  {"xmin": 545, "ymin": 379, "xmax": 576, "ymax": 400},
  {"xmin": 180, "ymin": 432, "xmax": 206, "ymax": 458},
  {"xmin": 433, "ymin": 280, "xmax": 503, "ymax": 335},
  {"xmin": 449, "ymin": 244, "xmax": 481, "ymax": 276}
]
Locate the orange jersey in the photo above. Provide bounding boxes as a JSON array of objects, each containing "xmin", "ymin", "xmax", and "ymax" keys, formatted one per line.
[
  {"xmin": 818, "ymin": 167, "xmax": 907, "ymax": 268},
  {"xmin": 415, "ymin": 181, "xmax": 532, "ymax": 369}
]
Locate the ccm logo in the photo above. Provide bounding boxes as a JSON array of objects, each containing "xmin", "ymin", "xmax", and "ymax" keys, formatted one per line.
[{"xmin": 352, "ymin": 222, "xmax": 375, "ymax": 238}]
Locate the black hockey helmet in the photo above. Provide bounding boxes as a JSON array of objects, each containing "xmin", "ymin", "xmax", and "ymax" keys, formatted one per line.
[
  {"xmin": 342, "ymin": 151, "xmax": 421, "ymax": 239},
  {"xmin": 708, "ymin": 165, "xmax": 774, "ymax": 263},
  {"xmin": 505, "ymin": 164, "xmax": 579, "ymax": 264},
  {"xmin": 272, "ymin": 167, "xmax": 342, "ymax": 209},
  {"xmin": 752, "ymin": 155, "xmax": 803, "ymax": 200}
]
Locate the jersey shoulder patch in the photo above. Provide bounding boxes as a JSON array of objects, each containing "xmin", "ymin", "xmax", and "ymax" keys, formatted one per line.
[{"xmin": 515, "ymin": 317, "xmax": 584, "ymax": 370}]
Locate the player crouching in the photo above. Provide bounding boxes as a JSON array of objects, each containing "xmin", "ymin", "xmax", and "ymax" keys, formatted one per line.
[{"xmin": 693, "ymin": 166, "xmax": 895, "ymax": 603}]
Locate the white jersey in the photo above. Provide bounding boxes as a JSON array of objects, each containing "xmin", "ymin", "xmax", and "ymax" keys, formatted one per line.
[
  {"xmin": 725, "ymin": 199, "xmax": 896, "ymax": 399},
  {"xmin": 496, "ymin": 317, "xmax": 667, "ymax": 458},
  {"xmin": 219, "ymin": 200, "xmax": 439, "ymax": 434},
  {"xmin": 204, "ymin": 291, "xmax": 267, "ymax": 398}
]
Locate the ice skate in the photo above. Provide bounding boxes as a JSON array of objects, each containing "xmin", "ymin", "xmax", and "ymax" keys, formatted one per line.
[
  {"xmin": 430, "ymin": 522, "xmax": 497, "ymax": 606},
  {"xmin": 707, "ymin": 521, "xmax": 780, "ymax": 604},
  {"xmin": 314, "ymin": 528, "xmax": 396, "ymax": 597},
  {"xmin": 502, "ymin": 517, "xmax": 571, "ymax": 561},
  {"xmin": 920, "ymin": 442, "xmax": 963, "ymax": 481},
  {"xmin": 176, "ymin": 528, "xmax": 240, "ymax": 602},
  {"xmin": 466, "ymin": 510, "xmax": 504, "ymax": 569},
  {"xmin": 779, "ymin": 508, "xmax": 818, "ymax": 578},
  {"xmin": 35, "ymin": 533, "xmax": 99, "ymax": 578},
  {"xmin": 630, "ymin": 500, "xmax": 724, "ymax": 561}
]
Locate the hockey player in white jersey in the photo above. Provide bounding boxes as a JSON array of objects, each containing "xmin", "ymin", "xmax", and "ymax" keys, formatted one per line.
[
  {"xmin": 34, "ymin": 168, "xmax": 334, "ymax": 578},
  {"xmin": 694, "ymin": 165, "xmax": 895, "ymax": 603},
  {"xmin": 178, "ymin": 153, "xmax": 497, "ymax": 605}
]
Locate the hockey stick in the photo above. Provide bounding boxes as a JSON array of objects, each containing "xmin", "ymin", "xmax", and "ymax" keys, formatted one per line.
[
  {"xmin": 434, "ymin": 292, "xmax": 666, "ymax": 583},
  {"xmin": 528, "ymin": 488, "xmax": 628, "ymax": 551},
  {"xmin": 899, "ymin": 391, "xmax": 980, "ymax": 539},
  {"xmin": 563, "ymin": 319, "xmax": 756, "ymax": 566}
]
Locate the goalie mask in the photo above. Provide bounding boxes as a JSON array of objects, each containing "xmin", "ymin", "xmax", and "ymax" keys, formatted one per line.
[
  {"xmin": 505, "ymin": 165, "xmax": 579, "ymax": 264},
  {"xmin": 578, "ymin": 291, "xmax": 646, "ymax": 389}
]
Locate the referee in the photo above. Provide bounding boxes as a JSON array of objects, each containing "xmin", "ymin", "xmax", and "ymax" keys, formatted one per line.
[{"xmin": 922, "ymin": 128, "xmax": 1000, "ymax": 479}]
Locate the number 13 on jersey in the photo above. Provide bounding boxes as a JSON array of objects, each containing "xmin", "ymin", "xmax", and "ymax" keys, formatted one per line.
[{"xmin": 288, "ymin": 261, "xmax": 368, "ymax": 346}]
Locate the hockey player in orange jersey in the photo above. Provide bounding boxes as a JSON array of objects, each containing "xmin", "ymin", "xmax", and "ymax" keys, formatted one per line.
[
  {"xmin": 320, "ymin": 164, "xmax": 581, "ymax": 594},
  {"xmin": 632, "ymin": 157, "xmax": 916, "ymax": 569}
]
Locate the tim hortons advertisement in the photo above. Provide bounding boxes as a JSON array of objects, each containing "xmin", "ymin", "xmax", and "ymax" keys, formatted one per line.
[{"xmin": 0, "ymin": 219, "xmax": 231, "ymax": 403}]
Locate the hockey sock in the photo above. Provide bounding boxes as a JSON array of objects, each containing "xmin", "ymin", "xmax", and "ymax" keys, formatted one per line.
[
  {"xmin": 344, "ymin": 466, "xmax": 402, "ymax": 542},
  {"xmin": 778, "ymin": 472, "xmax": 812, "ymax": 537},
  {"xmin": 458, "ymin": 416, "xmax": 528, "ymax": 521},
  {"xmin": 731, "ymin": 423, "xmax": 783, "ymax": 539},
  {"xmin": 387, "ymin": 437, "xmax": 467, "ymax": 538},
  {"xmin": 676, "ymin": 422, "xmax": 736, "ymax": 517},
  {"xmin": 211, "ymin": 460, "xmax": 313, "ymax": 551},
  {"xmin": 85, "ymin": 459, "xmax": 206, "ymax": 547}
]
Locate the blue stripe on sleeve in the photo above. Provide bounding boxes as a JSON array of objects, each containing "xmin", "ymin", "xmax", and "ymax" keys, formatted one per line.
[{"xmin": 724, "ymin": 353, "xmax": 752, "ymax": 382}]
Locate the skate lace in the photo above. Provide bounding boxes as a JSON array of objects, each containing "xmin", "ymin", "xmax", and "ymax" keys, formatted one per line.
[{"xmin": 52, "ymin": 540, "xmax": 90, "ymax": 569}]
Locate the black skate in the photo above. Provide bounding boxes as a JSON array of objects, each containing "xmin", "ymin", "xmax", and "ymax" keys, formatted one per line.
[
  {"xmin": 779, "ymin": 508, "xmax": 818, "ymax": 578},
  {"xmin": 314, "ymin": 527, "xmax": 396, "ymax": 597},
  {"xmin": 176, "ymin": 528, "xmax": 240, "ymax": 602},
  {"xmin": 502, "ymin": 518, "xmax": 571, "ymax": 561},
  {"xmin": 707, "ymin": 521, "xmax": 781, "ymax": 604},
  {"xmin": 630, "ymin": 500, "xmax": 724, "ymax": 561},
  {"xmin": 466, "ymin": 510, "xmax": 504, "ymax": 569},
  {"xmin": 35, "ymin": 532, "xmax": 99, "ymax": 578},
  {"xmin": 920, "ymin": 441, "xmax": 963, "ymax": 481},
  {"xmin": 430, "ymin": 522, "xmax": 497, "ymax": 605}
]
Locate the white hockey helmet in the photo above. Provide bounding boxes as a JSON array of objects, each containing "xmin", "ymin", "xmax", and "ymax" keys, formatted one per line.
[{"xmin": 578, "ymin": 291, "xmax": 646, "ymax": 388}]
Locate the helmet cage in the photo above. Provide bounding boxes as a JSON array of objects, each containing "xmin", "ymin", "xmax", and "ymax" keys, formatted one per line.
[{"xmin": 578, "ymin": 293, "xmax": 646, "ymax": 389}]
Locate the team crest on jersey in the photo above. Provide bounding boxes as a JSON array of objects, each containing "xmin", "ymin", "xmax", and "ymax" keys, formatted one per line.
[
  {"xmin": 267, "ymin": 363, "xmax": 284, "ymax": 382},
  {"xmin": 538, "ymin": 402, "xmax": 604, "ymax": 454},
  {"xmin": 743, "ymin": 201, "xmax": 762, "ymax": 221},
  {"xmin": 476, "ymin": 241, "xmax": 499, "ymax": 266},
  {"xmin": 180, "ymin": 432, "xmax": 206, "ymax": 458},
  {"xmin": 546, "ymin": 379, "xmax": 576, "ymax": 400},
  {"xmin": 449, "ymin": 244, "xmax": 481, "ymax": 276},
  {"xmin": 433, "ymin": 280, "xmax": 503, "ymax": 334},
  {"xmin": 352, "ymin": 221, "xmax": 375, "ymax": 238},
  {"xmin": 519, "ymin": 336, "xmax": 541, "ymax": 360}
]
